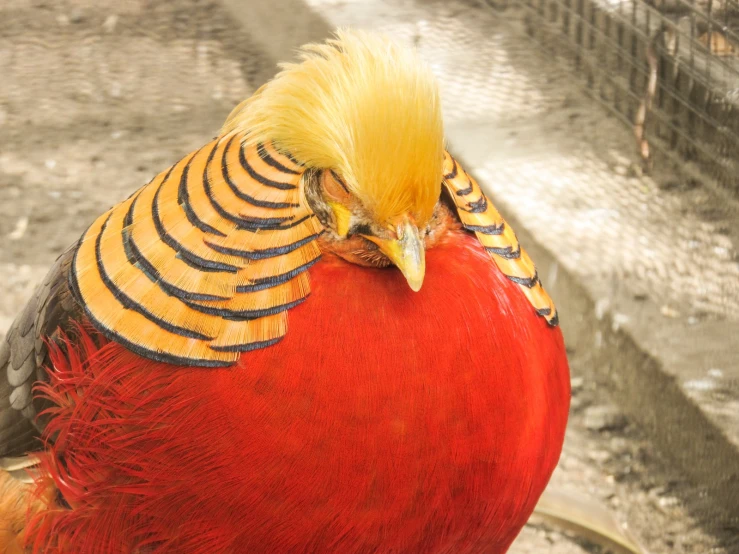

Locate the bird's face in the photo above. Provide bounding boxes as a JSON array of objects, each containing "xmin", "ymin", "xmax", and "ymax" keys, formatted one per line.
[
  {"xmin": 306, "ymin": 168, "xmax": 455, "ymax": 292},
  {"xmin": 223, "ymin": 30, "xmax": 448, "ymax": 291}
]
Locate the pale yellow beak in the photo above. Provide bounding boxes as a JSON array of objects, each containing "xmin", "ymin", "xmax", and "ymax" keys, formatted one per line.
[{"xmin": 363, "ymin": 219, "xmax": 426, "ymax": 292}]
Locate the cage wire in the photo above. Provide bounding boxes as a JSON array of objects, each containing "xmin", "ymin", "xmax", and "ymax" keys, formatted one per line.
[
  {"xmin": 524, "ymin": 0, "xmax": 739, "ymax": 191},
  {"xmin": 1, "ymin": 0, "xmax": 739, "ymax": 552},
  {"xmin": 521, "ymin": 1, "xmax": 739, "ymax": 549}
]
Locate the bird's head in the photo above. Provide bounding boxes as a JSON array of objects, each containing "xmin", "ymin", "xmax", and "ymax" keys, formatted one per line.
[{"xmin": 222, "ymin": 30, "xmax": 446, "ymax": 292}]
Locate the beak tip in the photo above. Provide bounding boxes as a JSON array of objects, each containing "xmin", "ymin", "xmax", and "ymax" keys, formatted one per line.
[
  {"xmin": 364, "ymin": 219, "xmax": 426, "ymax": 293},
  {"xmin": 407, "ymin": 278, "xmax": 424, "ymax": 292}
]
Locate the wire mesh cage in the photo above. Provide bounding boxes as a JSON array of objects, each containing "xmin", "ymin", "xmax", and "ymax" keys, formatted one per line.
[
  {"xmin": 524, "ymin": 0, "xmax": 739, "ymax": 192},
  {"xmin": 520, "ymin": 2, "xmax": 739, "ymax": 550}
]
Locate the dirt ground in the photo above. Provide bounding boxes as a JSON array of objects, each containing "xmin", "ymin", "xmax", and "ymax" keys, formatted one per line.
[{"xmin": 0, "ymin": 0, "xmax": 733, "ymax": 552}]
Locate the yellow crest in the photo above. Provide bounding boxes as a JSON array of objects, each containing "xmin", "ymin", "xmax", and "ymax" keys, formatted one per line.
[{"xmin": 223, "ymin": 29, "xmax": 445, "ymax": 227}]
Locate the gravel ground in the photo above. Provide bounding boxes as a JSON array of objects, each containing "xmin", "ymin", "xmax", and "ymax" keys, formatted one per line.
[{"xmin": 0, "ymin": 0, "xmax": 730, "ymax": 552}]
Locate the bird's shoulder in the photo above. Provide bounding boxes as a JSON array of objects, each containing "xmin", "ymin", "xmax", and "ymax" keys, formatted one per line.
[{"xmin": 0, "ymin": 246, "xmax": 79, "ymax": 458}]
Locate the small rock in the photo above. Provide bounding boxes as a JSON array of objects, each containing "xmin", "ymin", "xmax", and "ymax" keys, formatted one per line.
[
  {"xmin": 609, "ymin": 437, "xmax": 630, "ymax": 455},
  {"xmin": 584, "ymin": 405, "xmax": 627, "ymax": 432},
  {"xmin": 658, "ymin": 496, "xmax": 680, "ymax": 509},
  {"xmin": 613, "ymin": 163, "xmax": 629, "ymax": 176},
  {"xmin": 612, "ymin": 312, "xmax": 629, "ymax": 332},
  {"xmin": 8, "ymin": 217, "xmax": 28, "ymax": 241},
  {"xmin": 68, "ymin": 9, "xmax": 85, "ymax": 24},
  {"xmin": 594, "ymin": 297, "xmax": 610, "ymax": 320},
  {"xmin": 684, "ymin": 379, "xmax": 716, "ymax": 392},
  {"xmin": 713, "ymin": 246, "xmax": 730, "ymax": 258},
  {"xmin": 102, "ymin": 14, "xmax": 118, "ymax": 32},
  {"xmin": 660, "ymin": 305, "xmax": 680, "ymax": 318},
  {"xmin": 587, "ymin": 449, "xmax": 611, "ymax": 463}
]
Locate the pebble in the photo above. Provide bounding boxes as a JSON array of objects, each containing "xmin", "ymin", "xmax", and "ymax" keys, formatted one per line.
[
  {"xmin": 102, "ymin": 14, "xmax": 119, "ymax": 33},
  {"xmin": 587, "ymin": 449, "xmax": 611, "ymax": 463},
  {"xmin": 661, "ymin": 305, "xmax": 681, "ymax": 318},
  {"xmin": 68, "ymin": 10, "xmax": 85, "ymax": 24},
  {"xmin": 658, "ymin": 496, "xmax": 680, "ymax": 509},
  {"xmin": 8, "ymin": 217, "xmax": 29, "ymax": 240},
  {"xmin": 584, "ymin": 405, "xmax": 628, "ymax": 432},
  {"xmin": 609, "ymin": 437, "xmax": 631, "ymax": 455}
]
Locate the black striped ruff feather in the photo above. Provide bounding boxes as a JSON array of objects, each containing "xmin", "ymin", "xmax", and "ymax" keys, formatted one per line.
[
  {"xmin": 70, "ymin": 140, "xmax": 558, "ymax": 367},
  {"xmin": 70, "ymin": 132, "xmax": 557, "ymax": 367},
  {"xmin": 71, "ymin": 133, "xmax": 323, "ymax": 367},
  {"xmin": 442, "ymin": 152, "xmax": 559, "ymax": 327},
  {"xmin": 69, "ymin": 28, "xmax": 559, "ymax": 368}
]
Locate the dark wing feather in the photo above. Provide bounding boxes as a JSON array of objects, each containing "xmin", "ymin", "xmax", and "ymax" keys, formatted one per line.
[{"xmin": 0, "ymin": 247, "xmax": 78, "ymax": 458}]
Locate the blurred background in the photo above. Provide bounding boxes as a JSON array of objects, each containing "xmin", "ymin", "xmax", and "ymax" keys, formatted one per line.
[{"xmin": 0, "ymin": 0, "xmax": 737, "ymax": 552}]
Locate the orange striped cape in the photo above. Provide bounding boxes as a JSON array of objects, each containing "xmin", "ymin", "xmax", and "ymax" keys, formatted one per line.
[
  {"xmin": 442, "ymin": 152, "xmax": 558, "ymax": 327},
  {"xmin": 70, "ymin": 132, "xmax": 557, "ymax": 367}
]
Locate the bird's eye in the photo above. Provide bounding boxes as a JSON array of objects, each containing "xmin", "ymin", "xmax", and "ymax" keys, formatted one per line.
[
  {"xmin": 330, "ymin": 170, "xmax": 350, "ymax": 193},
  {"xmin": 348, "ymin": 222, "xmax": 373, "ymax": 237},
  {"xmin": 323, "ymin": 170, "xmax": 352, "ymax": 202}
]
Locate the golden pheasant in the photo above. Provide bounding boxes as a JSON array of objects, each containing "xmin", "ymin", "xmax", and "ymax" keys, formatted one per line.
[{"xmin": 0, "ymin": 30, "xmax": 569, "ymax": 553}]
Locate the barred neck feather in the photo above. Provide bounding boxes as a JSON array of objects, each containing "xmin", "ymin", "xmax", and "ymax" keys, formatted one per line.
[
  {"xmin": 70, "ymin": 133, "xmax": 322, "ymax": 367},
  {"xmin": 222, "ymin": 29, "xmax": 445, "ymax": 227}
]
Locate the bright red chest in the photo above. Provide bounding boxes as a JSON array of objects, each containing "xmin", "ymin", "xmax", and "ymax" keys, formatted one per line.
[
  {"xmin": 203, "ymin": 230, "xmax": 570, "ymax": 553},
  {"xmin": 37, "ymin": 231, "xmax": 569, "ymax": 554}
]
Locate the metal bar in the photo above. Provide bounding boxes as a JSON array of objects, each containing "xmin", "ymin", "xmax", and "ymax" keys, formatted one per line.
[
  {"xmin": 523, "ymin": 1, "xmax": 739, "ymax": 185},
  {"xmin": 527, "ymin": 2, "xmax": 739, "ymax": 140}
]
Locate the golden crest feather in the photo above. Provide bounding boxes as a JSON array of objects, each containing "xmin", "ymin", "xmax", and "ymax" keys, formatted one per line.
[{"xmin": 223, "ymin": 29, "xmax": 445, "ymax": 226}]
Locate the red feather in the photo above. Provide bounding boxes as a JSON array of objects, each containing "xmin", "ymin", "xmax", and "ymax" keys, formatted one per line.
[{"xmin": 28, "ymin": 229, "xmax": 569, "ymax": 553}]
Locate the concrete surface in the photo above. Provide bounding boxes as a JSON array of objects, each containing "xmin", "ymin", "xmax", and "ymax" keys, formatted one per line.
[{"xmin": 0, "ymin": 0, "xmax": 737, "ymax": 552}]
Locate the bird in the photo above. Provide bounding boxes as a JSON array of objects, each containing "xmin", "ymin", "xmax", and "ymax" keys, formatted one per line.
[{"xmin": 0, "ymin": 29, "xmax": 570, "ymax": 554}]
